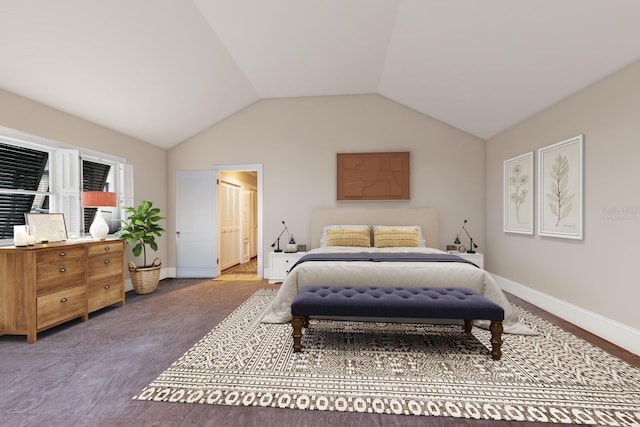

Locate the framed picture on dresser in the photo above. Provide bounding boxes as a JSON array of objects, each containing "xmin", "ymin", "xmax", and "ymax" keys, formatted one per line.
[
  {"xmin": 504, "ymin": 151, "xmax": 534, "ymax": 235},
  {"xmin": 25, "ymin": 213, "xmax": 68, "ymax": 243}
]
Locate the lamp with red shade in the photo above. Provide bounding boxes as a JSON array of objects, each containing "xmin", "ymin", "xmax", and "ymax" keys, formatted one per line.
[{"xmin": 81, "ymin": 191, "xmax": 117, "ymax": 240}]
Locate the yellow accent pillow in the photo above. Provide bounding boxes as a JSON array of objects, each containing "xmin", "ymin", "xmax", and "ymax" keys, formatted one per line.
[
  {"xmin": 373, "ymin": 227, "xmax": 420, "ymax": 248},
  {"xmin": 324, "ymin": 228, "xmax": 371, "ymax": 247}
]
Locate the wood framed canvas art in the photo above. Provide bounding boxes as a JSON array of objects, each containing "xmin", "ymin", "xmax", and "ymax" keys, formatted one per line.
[
  {"xmin": 337, "ymin": 152, "xmax": 410, "ymax": 201},
  {"xmin": 538, "ymin": 135, "xmax": 584, "ymax": 240},
  {"xmin": 504, "ymin": 152, "xmax": 534, "ymax": 234}
]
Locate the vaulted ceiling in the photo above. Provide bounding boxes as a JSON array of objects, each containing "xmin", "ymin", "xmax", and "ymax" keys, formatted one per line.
[{"xmin": 1, "ymin": 1, "xmax": 639, "ymax": 149}]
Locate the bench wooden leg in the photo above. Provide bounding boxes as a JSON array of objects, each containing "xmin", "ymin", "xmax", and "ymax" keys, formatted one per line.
[
  {"xmin": 463, "ymin": 319, "xmax": 473, "ymax": 333},
  {"xmin": 292, "ymin": 315, "xmax": 305, "ymax": 352},
  {"xmin": 490, "ymin": 320, "xmax": 503, "ymax": 361}
]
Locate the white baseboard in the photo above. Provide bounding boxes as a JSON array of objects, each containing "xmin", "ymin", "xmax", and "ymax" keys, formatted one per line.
[
  {"xmin": 164, "ymin": 267, "xmax": 176, "ymax": 279},
  {"xmin": 124, "ymin": 278, "xmax": 133, "ymax": 292},
  {"xmin": 492, "ymin": 273, "xmax": 640, "ymax": 356}
]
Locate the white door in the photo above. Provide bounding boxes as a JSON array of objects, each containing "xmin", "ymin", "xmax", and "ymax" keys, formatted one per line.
[
  {"xmin": 219, "ymin": 180, "xmax": 241, "ymax": 270},
  {"xmin": 176, "ymin": 171, "xmax": 218, "ymax": 278}
]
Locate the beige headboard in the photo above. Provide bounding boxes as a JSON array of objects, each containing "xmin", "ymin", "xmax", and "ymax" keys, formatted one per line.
[{"xmin": 310, "ymin": 207, "xmax": 439, "ymax": 249}]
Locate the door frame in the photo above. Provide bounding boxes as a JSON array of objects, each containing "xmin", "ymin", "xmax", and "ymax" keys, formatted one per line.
[{"xmin": 212, "ymin": 163, "xmax": 263, "ymax": 278}]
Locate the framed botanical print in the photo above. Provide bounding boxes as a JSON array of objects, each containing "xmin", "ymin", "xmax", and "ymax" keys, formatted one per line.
[
  {"xmin": 538, "ymin": 135, "xmax": 584, "ymax": 239},
  {"xmin": 504, "ymin": 152, "xmax": 534, "ymax": 234}
]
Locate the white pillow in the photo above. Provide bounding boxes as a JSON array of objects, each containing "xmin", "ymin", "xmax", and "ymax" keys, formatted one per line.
[
  {"xmin": 320, "ymin": 225, "xmax": 371, "ymax": 247},
  {"xmin": 372, "ymin": 225, "xmax": 426, "ymax": 247}
]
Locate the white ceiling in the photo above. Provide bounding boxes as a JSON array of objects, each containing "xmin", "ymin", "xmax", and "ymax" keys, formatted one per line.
[{"xmin": 1, "ymin": 1, "xmax": 639, "ymax": 149}]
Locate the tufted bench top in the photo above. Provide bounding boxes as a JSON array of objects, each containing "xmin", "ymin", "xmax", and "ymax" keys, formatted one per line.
[
  {"xmin": 290, "ymin": 285, "xmax": 505, "ymax": 360},
  {"xmin": 291, "ymin": 285, "xmax": 504, "ymax": 321}
]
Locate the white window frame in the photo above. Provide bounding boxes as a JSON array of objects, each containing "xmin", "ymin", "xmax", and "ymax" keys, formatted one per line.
[{"xmin": 0, "ymin": 126, "xmax": 132, "ymax": 245}]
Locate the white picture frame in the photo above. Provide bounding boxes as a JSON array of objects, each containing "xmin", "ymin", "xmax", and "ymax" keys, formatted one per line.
[
  {"xmin": 25, "ymin": 213, "xmax": 68, "ymax": 243},
  {"xmin": 504, "ymin": 152, "xmax": 534, "ymax": 234},
  {"xmin": 538, "ymin": 135, "xmax": 584, "ymax": 240}
]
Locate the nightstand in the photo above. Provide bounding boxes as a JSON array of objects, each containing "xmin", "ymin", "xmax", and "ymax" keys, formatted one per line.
[
  {"xmin": 268, "ymin": 251, "xmax": 307, "ymax": 284},
  {"xmin": 453, "ymin": 252, "xmax": 484, "ymax": 269}
]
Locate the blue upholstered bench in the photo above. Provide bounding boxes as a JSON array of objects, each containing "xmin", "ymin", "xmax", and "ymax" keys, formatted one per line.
[{"xmin": 291, "ymin": 285, "xmax": 505, "ymax": 360}]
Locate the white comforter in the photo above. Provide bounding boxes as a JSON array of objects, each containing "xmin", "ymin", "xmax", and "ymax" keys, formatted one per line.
[{"xmin": 262, "ymin": 247, "xmax": 534, "ymax": 335}]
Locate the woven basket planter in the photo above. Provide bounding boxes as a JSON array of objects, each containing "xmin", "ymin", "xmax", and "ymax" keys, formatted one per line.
[{"xmin": 128, "ymin": 258, "xmax": 161, "ymax": 294}]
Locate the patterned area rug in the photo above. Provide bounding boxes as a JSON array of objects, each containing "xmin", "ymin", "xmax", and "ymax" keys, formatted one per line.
[{"xmin": 134, "ymin": 289, "xmax": 640, "ymax": 425}]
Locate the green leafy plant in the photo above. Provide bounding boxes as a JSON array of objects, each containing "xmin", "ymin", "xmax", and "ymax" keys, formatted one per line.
[{"xmin": 116, "ymin": 200, "xmax": 165, "ymax": 267}]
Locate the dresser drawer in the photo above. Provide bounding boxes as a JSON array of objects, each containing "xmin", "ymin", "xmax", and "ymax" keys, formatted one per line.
[
  {"xmin": 37, "ymin": 246, "xmax": 85, "ymax": 263},
  {"xmin": 37, "ymin": 285, "xmax": 86, "ymax": 330},
  {"xmin": 88, "ymin": 252, "xmax": 124, "ymax": 281},
  {"xmin": 36, "ymin": 248, "xmax": 86, "ymax": 294},
  {"xmin": 87, "ymin": 242, "xmax": 123, "ymax": 257},
  {"xmin": 87, "ymin": 275, "xmax": 124, "ymax": 312}
]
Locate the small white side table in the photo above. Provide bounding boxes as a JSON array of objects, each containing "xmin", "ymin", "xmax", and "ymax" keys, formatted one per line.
[{"xmin": 268, "ymin": 251, "xmax": 307, "ymax": 284}]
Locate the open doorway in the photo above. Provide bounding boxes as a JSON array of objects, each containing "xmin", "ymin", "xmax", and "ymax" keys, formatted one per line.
[
  {"xmin": 175, "ymin": 164, "xmax": 262, "ymax": 279},
  {"xmin": 218, "ymin": 170, "xmax": 258, "ymax": 277},
  {"xmin": 213, "ymin": 164, "xmax": 263, "ymax": 280}
]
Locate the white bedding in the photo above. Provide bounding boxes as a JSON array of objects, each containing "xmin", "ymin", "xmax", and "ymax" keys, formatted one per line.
[{"xmin": 262, "ymin": 247, "xmax": 534, "ymax": 335}]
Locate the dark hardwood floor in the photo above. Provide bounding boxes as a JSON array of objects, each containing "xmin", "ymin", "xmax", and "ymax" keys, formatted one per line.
[{"xmin": 1, "ymin": 278, "xmax": 637, "ymax": 427}]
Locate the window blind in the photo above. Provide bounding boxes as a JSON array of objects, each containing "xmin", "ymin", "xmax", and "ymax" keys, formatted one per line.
[{"xmin": 0, "ymin": 143, "xmax": 49, "ymax": 239}]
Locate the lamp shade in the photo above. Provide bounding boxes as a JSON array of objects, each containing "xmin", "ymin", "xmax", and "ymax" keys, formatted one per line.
[{"xmin": 81, "ymin": 191, "xmax": 116, "ymax": 207}]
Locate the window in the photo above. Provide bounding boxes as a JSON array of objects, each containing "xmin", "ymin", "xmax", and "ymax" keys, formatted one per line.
[
  {"xmin": 0, "ymin": 143, "xmax": 51, "ymax": 239},
  {"xmin": 82, "ymin": 158, "xmax": 121, "ymax": 235},
  {"xmin": 0, "ymin": 130, "xmax": 132, "ymax": 245}
]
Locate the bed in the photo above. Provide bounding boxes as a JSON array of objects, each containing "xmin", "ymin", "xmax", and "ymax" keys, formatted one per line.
[{"xmin": 262, "ymin": 208, "xmax": 533, "ymax": 335}]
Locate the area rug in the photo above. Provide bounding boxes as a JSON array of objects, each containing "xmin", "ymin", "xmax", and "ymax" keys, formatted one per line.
[{"xmin": 133, "ymin": 289, "xmax": 640, "ymax": 425}]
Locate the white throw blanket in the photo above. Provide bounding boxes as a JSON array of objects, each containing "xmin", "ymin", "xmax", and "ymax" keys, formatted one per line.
[{"xmin": 262, "ymin": 247, "xmax": 535, "ymax": 335}]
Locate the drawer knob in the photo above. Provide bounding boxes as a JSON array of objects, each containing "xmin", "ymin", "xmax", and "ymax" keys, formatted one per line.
[
  {"xmin": 104, "ymin": 259, "xmax": 110, "ymax": 265},
  {"xmin": 60, "ymin": 297, "xmax": 68, "ymax": 303},
  {"xmin": 104, "ymin": 284, "xmax": 110, "ymax": 289},
  {"xmin": 59, "ymin": 267, "xmax": 67, "ymax": 273},
  {"xmin": 104, "ymin": 246, "xmax": 110, "ymax": 251},
  {"xmin": 59, "ymin": 252, "xmax": 66, "ymax": 257}
]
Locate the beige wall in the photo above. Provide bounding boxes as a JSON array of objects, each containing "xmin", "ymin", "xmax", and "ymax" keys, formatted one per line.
[
  {"xmin": 168, "ymin": 94, "xmax": 486, "ymax": 270},
  {"xmin": 486, "ymin": 60, "xmax": 640, "ymax": 330},
  {"xmin": 0, "ymin": 88, "xmax": 168, "ymax": 267},
  {"xmin": 4, "ymin": 68, "xmax": 637, "ymax": 342}
]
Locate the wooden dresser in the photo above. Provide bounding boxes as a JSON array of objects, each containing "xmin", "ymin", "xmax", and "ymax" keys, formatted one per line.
[{"xmin": 0, "ymin": 238, "xmax": 125, "ymax": 343}]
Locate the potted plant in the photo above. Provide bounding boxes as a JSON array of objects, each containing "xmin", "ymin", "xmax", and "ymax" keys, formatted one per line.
[{"xmin": 117, "ymin": 200, "xmax": 165, "ymax": 294}]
